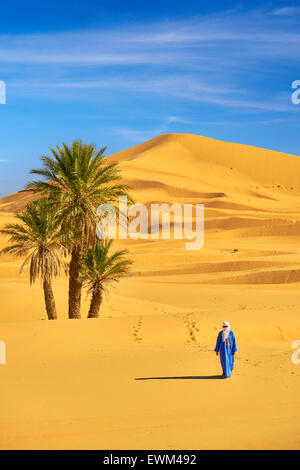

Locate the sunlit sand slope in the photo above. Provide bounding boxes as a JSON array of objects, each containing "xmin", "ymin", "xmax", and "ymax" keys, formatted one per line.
[{"xmin": 0, "ymin": 134, "xmax": 300, "ymax": 449}]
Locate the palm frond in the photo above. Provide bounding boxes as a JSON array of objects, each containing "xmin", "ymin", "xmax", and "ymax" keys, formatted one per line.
[
  {"xmin": 80, "ymin": 240, "xmax": 133, "ymax": 296},
  {"xmin": 0, "ymin": 197, "xmax": 68, "ymax": 283}
]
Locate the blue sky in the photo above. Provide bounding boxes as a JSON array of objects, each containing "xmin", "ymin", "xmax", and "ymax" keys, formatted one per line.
[{"xmin": 0, "ymin": 0, "xmax": 300, "ymax": 195}]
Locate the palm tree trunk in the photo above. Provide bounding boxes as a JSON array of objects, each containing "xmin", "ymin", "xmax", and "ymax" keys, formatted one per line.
[
  {"xmin": 43, "ymin": 278, "xmax": 57, "ymax": 320},
  {"xmin": 68, "ymin": 245, "xmax": 83, "ymax": 319},
  {"xmin": 88, "ymin": 285, "xmax": 102, "ymax": 318}
]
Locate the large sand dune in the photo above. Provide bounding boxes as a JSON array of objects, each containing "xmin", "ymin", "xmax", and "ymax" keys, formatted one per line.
[{"xmin": 0, "ymin": 133, "xmax": 300, "ymax": 449}]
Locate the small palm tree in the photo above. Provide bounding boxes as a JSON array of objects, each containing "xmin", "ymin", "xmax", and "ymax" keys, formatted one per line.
[
  {"xmin": 26, "ymin": 139, "xmax": 133, "ymax": 319},
  {"xmin": 0, "ymin": 198, "xmax": 68, "ymax": 320},
  {"xmin": 81, "ymin": 240, "xmax": 133, "ymax": 318}
]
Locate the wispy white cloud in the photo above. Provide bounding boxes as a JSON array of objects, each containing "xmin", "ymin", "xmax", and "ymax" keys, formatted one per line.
[
  {"xmin": 9, "ymin": 76, "xmax": 292, "ymax": 111},
  {"xmin": 109, "ymin": 127, "xmax": 167, "ymax": 142},
  {"xmin": 3, "ymin": 8, "xmax": 300, "ymax": 113},
  {"xmin": 107, "ymin": 115, "xmax": 295, "ymax": 144},
  {"xmin": 1, "ymin": 9, "xmax": 300, "ymax": 66},
  {"xmin": 270, "ymin": 7, "xmax": 300, "ymax": 17},
  {"xmin": 52, "ymin": 76, "xmax": 236, "ymax": 98},
  {"xmin": 165, "ymin": 116, "xmax": 195, "ymax": 124}
]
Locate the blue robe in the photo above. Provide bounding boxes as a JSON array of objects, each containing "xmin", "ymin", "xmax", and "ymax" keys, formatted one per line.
[{"xmin": 215, "ymin": 330, "xmax": 237, "ymax": 377}]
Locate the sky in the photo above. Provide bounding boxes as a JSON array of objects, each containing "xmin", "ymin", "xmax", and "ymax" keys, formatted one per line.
[{"xmin": 0, "ymin": 0, "xmax": 300, "ymax": 195}]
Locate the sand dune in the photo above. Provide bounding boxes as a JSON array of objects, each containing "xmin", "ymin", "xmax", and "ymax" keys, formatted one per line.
[{"xmin": 0, "ymin": 133, "xmax": 300, "ymax": 449}]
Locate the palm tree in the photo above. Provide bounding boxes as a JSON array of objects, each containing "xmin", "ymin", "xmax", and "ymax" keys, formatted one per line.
[
  {"xmin": 25, "ymin": 139, "xmax": 133, "ymax": 319},
  {"xmin": 0, "ymin": 198, "xmax": 68, "ymax": 320},
  {"xmin": 81, "ymin": 240, "xmax": 133, "ymax": 318}
]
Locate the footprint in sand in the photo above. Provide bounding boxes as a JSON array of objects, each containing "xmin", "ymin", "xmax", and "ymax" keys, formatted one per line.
[
  {"xmin": 132, "ymin": 317, "xmax": 143, "ymax": 344},
  {"xmin": 182, "ymin": 313, "xmax": 202, "ymax": 350}
]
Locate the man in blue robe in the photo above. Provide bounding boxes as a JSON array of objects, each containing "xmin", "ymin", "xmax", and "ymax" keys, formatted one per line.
[{"xmin": 215, "ymin": 321, "xmax": 237, "ymax": 378}]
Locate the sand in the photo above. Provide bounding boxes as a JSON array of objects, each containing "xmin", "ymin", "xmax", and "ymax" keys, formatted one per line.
[{"xmin": 0, "ymin": 133, "xmax": 300, "ymax": 449}]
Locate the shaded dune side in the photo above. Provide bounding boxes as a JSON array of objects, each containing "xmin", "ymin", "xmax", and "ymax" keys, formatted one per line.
[
  {"xmin": 216, "ymin": 222, "xmax": 300, "ymax": 238},
  {"xmin": 205, "ymin": 217, "xmax": 294, "ymax": 231},
  {"xmin": 203, "ymin": 268, "xmax": 300, "ymax": 285},
  {"xmin": 128, "ymin": 216, "xmax": 298, "ymax": 236},
  {"xmin": 0, "ymin": 190, "xmax": 36, "ymax": 212},
  {"xmin": 133, "ymin": 260, "xmax": 293, "ymax": 277},
  {"xmin": 123, "ymin": 179, "xmax": 227, "ymax": 199}
]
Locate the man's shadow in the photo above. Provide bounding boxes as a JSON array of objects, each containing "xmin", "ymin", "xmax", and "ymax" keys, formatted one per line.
[{"xmin": 135, "ymin": 375, "xmax": 223, "ymax": 380}]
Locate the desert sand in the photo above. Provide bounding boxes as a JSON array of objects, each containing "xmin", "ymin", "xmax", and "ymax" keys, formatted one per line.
[{"xmin": 0, "ymin": 133, "xmax": 300, "ymax": 449}]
